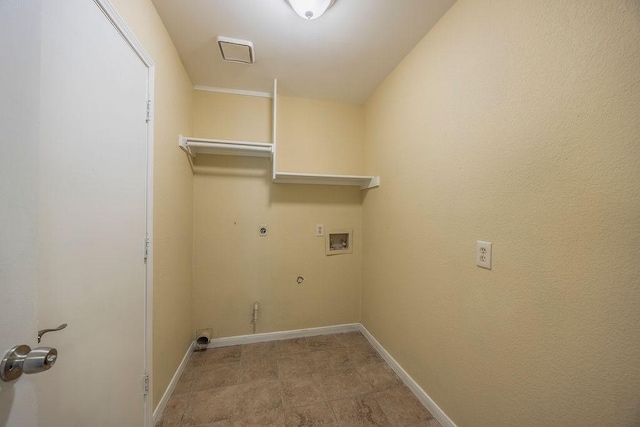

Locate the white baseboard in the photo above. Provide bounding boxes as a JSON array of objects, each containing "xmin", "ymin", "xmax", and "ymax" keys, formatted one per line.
[
  {"xmin": 152, "ymin": 341, "xmax": 195, "ymax": 425},
  {"xmin": 207, "ymin": 323, "xmax": 360, "ymax": 348},
  {"xmin": 358, "ymin": 324, "xmax": 457, "ymax": 427}
]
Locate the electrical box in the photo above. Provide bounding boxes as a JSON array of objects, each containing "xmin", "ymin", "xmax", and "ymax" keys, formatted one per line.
[{"xmin": 326, "ymin": 229, "xmax": 352, "ymax": 255}]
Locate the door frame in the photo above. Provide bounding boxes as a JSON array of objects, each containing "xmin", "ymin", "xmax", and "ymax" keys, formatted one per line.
[{"xmin": 93, "ymin": 1, "xmax": 155, "ymax": 425}]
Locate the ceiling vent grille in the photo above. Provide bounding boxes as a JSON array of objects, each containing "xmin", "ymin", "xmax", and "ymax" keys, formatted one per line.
[{"xmin": 217, "ymin": 36, "xmax": 254, "ymax": 64}]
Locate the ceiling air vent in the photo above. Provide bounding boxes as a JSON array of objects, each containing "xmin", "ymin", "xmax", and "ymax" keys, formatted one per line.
[{"xmin": 217, "ymin": 36, "xmax": 254, "ymax": 64}]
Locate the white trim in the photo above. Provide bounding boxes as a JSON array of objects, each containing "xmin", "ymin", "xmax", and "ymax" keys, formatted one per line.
[
  {"xmin": 272, "ymin": 79, "xmax": 278, "ymax": 180},
  {"xmin": 94, "ymin": 0, "xmax": 154, "ymax": 67},
  {"xmin": 93, "ymin": 2, "xmax": 155, "ymax": 426},
  {"xmin": 358, "ymin": 325, "xmax": 457, "ymax": 427},
  {"xmin": 194, "ymin": 85, "xmax": 273, "ymax": 99},
  {"xmin": 207, "ymin": 323, "xmax": 360, "ymax": 348},
  {"xmin": 143, "ymin": 63, "xmax": 155, "ymax": 427},
  {"xmin": 152, "ymin": 341, "xmax": 195, "ymax": 426}
]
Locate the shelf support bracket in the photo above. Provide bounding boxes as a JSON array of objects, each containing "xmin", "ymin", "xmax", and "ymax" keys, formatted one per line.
[{"xmin": 178, "ymin": 135, "xmax": 195, "ymax": 158}]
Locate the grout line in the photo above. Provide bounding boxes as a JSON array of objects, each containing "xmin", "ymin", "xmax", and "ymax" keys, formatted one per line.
[
  {"xmin": 327, "ymin": 398, "xmax": 341, "ymax": 426},
  {"xmin": 370, "ymin": 391, "xmax": 394, "ymax": 427}
]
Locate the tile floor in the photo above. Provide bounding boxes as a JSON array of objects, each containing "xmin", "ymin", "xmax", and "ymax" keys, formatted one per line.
[{"xmin": 156, "ymin": 331, "xmax": 440, "ymax": 426}]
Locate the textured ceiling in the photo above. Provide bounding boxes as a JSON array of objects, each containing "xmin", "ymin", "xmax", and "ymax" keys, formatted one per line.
[{"xmin": 151, "ymin": 0, "xmax": 456, "ymax": 104}]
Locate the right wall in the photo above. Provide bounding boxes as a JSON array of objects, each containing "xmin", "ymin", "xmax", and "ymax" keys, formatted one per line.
[{"xmin": 362, "ymin": 1, "xmax": 640, "ymax": 425}]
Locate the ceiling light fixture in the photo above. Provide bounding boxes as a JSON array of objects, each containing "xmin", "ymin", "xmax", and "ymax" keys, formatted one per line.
[{"xmin": 285, "ymin": 0, "xmax": 336, "ymax": 20}]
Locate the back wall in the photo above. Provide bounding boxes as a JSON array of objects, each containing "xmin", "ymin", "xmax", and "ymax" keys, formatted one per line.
[{"xmin": 191, "ymin": 90, "xmax": 365, "ymax": 337}]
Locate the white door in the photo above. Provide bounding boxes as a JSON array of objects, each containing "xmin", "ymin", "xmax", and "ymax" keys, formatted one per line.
[{"xmin": 0, "ymin": 1, "xmax": 152, "ymax": 426}]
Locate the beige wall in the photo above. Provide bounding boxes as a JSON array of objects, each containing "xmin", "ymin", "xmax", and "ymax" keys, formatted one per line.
[
  {"xmin": 193, "ymin": 91, "xmax": 272, "ymax": 143},
  {"xmin": 110, "ymin": 0, "xmax": 194, "ymax": 409},
  {"xmin": 277, "ymin": 96, "xmax": 364, "ymax": 174},
  {"xmin": 191, "ymin": 91, "xmax": 363, "ymax": 337},
  {"xmin": 362, "ymin": 1, "xmax": 640, "ymax": 426}
]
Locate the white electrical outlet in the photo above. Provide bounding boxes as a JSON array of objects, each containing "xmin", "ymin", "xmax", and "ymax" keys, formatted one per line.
[
  {"xmin": 316, "ymin": 224, "xmax": 324, "ymax": 237},
  {"xmin": 476, "ymin": 241, "xmax": 492, "ymax": 269}
]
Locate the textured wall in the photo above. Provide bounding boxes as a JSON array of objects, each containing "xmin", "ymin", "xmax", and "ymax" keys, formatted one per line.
[
  {"xmin": 109, "ymin": 0, "xmax": 194, "ymax": 409},
  {"xmin": 277, "ymin": 96, "xmax": 364, "ymax": 174},
  {"xmin": 362, "ymin": 1, "xmax": 640, "ymax": 425},
  {"xmin": 191, "ymin": 91, "xmax": 363, "ymax": 338}
]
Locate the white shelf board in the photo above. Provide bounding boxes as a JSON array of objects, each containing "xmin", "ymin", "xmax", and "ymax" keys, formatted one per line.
[
  {"xmin": 274, "ymin": 172, "xmax": 380, "ymax": 189},
  {"xmin": 179, "ymin": 135, "xmax": 273, "ymax": 158},
  {"xmin": 178, "ymin": 79, "xmax": 380, "ymax": 191}
]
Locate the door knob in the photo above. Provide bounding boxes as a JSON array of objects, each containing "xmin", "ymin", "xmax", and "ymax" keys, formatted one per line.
[
  {"xmin": 0, "ymin": 345, "xmax": 30, "ymax": 382},
  {"xmin": 1, "ymin": 345, "xmax": 59, "ymax": 382}
]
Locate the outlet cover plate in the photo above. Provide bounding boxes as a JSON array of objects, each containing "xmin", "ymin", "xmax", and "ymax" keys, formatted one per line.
[{"xmin": 476, "ymin": 241, "xmax": 492, "ymax": 269}]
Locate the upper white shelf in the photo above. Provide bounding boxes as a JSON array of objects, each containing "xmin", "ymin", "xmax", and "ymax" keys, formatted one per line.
[
  {"xmin": 179, "ymin": 136, "xmax": 273, "ymax": 158},
  {"xmin": 179, "ymin": 79, "xmax": 380, "ymax": 190},
  {"xmin": 274, "ymin": 172, "xmax": 380, "ymax": 190}
]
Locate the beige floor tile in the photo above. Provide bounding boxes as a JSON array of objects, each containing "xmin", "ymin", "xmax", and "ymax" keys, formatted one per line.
[
  {"xmin": 194, "ymin": 362, "xmax": 240, "ymax": 391},
  {"xmin": 278, "ymin": 353, "xmax": 316, "ymax": 379},
  {"xmin": 173, "ymin": 372, "xmax": 196, "ymax": 396},
  {"xmin": 241, "ymin": 341, "xmax": 276, "ymax": 357},
  {"xmin": 408, "ymin": 418, "xmax": 442, "ymax": 427},
  {"xmin": 317, "ymin": 367, "xmax": 372, "ymax": 400},
  {"xmin": 192, "ymin": 421, "xmax": 235, "ymax": 427},
  {"xmin": 174, "ymin": 365, "xmax": 202, "ymax": 396},
  {"xmin": 190, "ymin": 347, "xmax": 242, "ymax": 368},
  {"xmin": 241, "ymin": 351, "xmax": 278, "ymax": 367},
  {"xmin": 284, "ymin": 403, "xmax": 338, "ymax": 426},
  {"xmin": 276, "ymin": 338, "xmax": 310, "ymax": 355},
  {"xmin": 189, "ymin": 351, "xmax": 209, "ymax": 367},
  {"xmin": 239, "ymin": 354, "xmax": 279, "ymax": 383},
  {"xmin": 157, "ymin": 394, "xmax": 188, "ymax": 426},
  {"xmin": 345, "ymin": 343, "xmax": 384, "ymax": 367},
  {"xmin": 335, "ymin": 331, "xmax": 370, "ymax": 347},
  {"xmin": 373, "ymin": 385, "xmax": 433, "ymax": 426},
  {"xmin": 309, "ymin": 348, "xmax": 352, "ymax": 372},
  {"xmin": 203, "ymin": 346, "xmax": 243, "ymax": 365},
  {"xmin": 182, "ymin": 386, "xmax": 237, "ymax": 426},
  {"xmin": 330, "ymin": 394, "xmax": 391, "ymax": 426},
  {"xmin": 232, "ymin": 379, "xmax": 285, "ymax": 425},
  {"xmin": 234, "ymin": 378, "xmax": 283, "ymax": 415},
  {"xmin": 356, "ymin": 363, "xmax": 403, "ymax": 392},
  {"xmin": 281, "ymin": 375, "xmax": 326, "ymax": 408},
  {"xmin": 232, "ymin": 406, "xmax": 285, "ymax": 426},
  {"xmin": 307, "ymin": 334, "xmax": 342, "ymax": 351},
  {"xmin": 181, "ymin": 365, "xmax": 203, "ymax": 381},
  {"xmin": 159, "ymin": 335, "xmax": 436, "ymax": 427}
]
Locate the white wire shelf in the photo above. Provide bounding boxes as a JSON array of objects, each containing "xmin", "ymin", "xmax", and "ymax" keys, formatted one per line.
[{"xmin": 179, "ymin": 136, "xmax": 273, "ymax": 158}]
